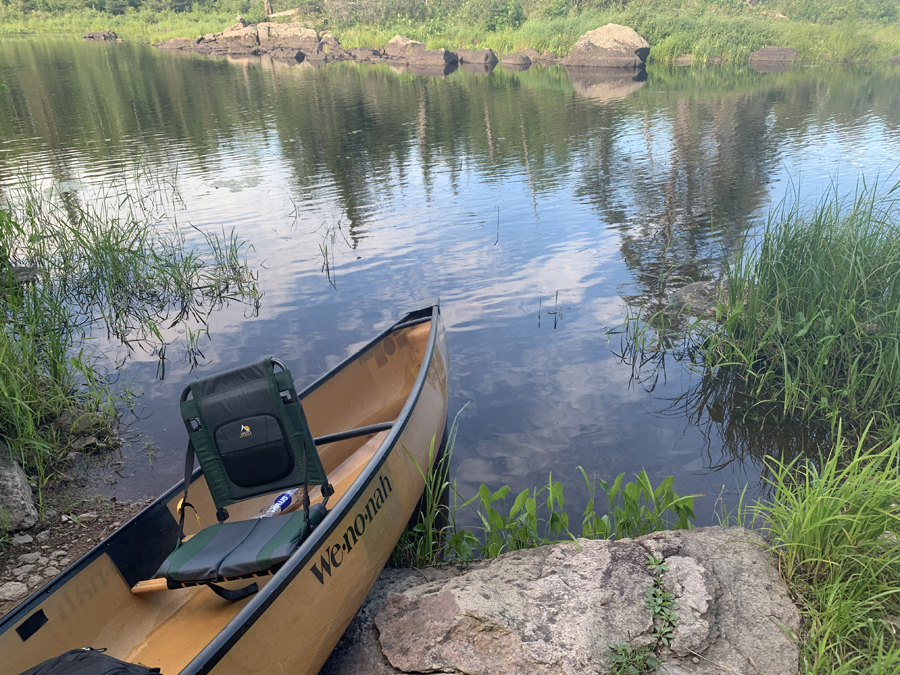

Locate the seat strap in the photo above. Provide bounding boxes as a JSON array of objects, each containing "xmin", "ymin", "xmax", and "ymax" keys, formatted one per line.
[
  {"xmin": 208, "ymin": 582, "xmax": 259, "ymax": 602},
  {"xmin": 176, "ymin": 440, "xmax": 198, "ymax": 547}
]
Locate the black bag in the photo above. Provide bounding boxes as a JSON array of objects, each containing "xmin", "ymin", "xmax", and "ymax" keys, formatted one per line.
[{"xmin": 17, "ymin": 648, "xmax": 162, "ymax": 675}]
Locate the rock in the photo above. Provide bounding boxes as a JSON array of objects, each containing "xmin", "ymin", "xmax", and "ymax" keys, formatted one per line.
[
  {"xmin": 384, "ymin": 35, "xmax": 425, "ymax": 58},
  {"xmin": 566, "ymin": 24, "xmax": 650, "ymax": 68},
  {"xmin": 53, "ymin": 410, "xmax": 104, "ymax": 436},
  {"xmin": 304, "ymin": 32, "xmax": 348, "ymax": 62},
  {"xmin": 0, "ymin": 582, "xmax": 28, "ymax": 602},
  {"xmin": 215, "ymin": 24, "xmax": 260, "ymax": 50},
  {"xmin": 27, "ymin": 575, "xmax": 43, "ymax": 587},
  {"xmin": 520, "ymin": 48, "xmax": 558, "ymax": 63},
  {"xmin": 50, "ymin": 550, "xmax": 66, "ymax": 559},
  {"xmin": 64, "ymin": 451, "xmax": 83, "ymax": 464},
  {"xmin": 0, "ymin": 444, "xmax": 38, "ymax": 532},
  {"xmin": 323, "ymin": 527, "xmax": 799, "ymax": 675},
  {"xmin": 58, "ymin": 558, "xmax": 71, "ymax": 567},
  {"xmin": 12, "ymin": 533, "xmax": 33, "ymax": 545},
  {"xmin": 566, "ymin": 66, "xmax": 647, "ymax": 104},
  {"xmin": 670, "ymin": 280, "xmax": 729, "ymax": 318},
  {"xmin": 500, "ymin": 52, "xmax": 532, "ymax": 70},
  {"xmin": 13, "ymin": 565, "xmax": 36, "ymax": 579},
  {"xmin": 669, "ymin": 279, "xmax": 728, "ymax": 319},
  {"xmin": 256, "ymin": 22, "xmax": 319, "ymax": 52},
  {"xmin": 749, "ymin": 46, "xmax": 800, "ymax": 72},
  {"xmin": 17, "ymin": 552, "xmax": 41, "ymax": 564},
  {"xmin": 44, "ymin": 566, "xmax": 60, "ymax": 578},
  {"xmin": 349, "ymin": 47, "xmax": 383, "ymax": 61},
  {"xmin": 406, "ymin": 48, "xmax": 458, "ymax": 66},
  {"xmin": 456, "ymin": 48, "xmax": 498, "ymax": 65},
  {"xmin": 83, "ymin": 30, "xmax": 118, "ymax": 41},
  {"xmin": 77, "ymin": 512, "xmax": 99, "ymax": 524},
  {"xmin": 42, "ymin": 509, "xmax": 58, "ymax": 523}
]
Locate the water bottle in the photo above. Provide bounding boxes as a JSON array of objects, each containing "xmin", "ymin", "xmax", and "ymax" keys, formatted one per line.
[{"xmin": 256, "ymin": 489, "xmax": 299, "ymax": 518}]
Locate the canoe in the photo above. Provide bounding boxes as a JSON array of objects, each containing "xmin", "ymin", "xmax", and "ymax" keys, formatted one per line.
[{"xmin": 1, "ymin": 300, "xmax": 449, "ymax": 675}]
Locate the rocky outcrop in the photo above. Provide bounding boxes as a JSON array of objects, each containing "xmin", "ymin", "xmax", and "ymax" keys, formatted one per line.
[
  {"xmin": 83, "ymin": 30, "xmax": 117, "ymax": 41},
  {"xmin": 384, "ymin": 35, "xmax": 425, "ymax": 58},
  {"xmin": 456, "ymin": 48, "xmax": 498, "ymax": 65},
  {"xmin": 0, "ymin": 443, "xmax": 38, "ymax": 532},
  {"xmin": 322, "ymin": 527, "xmax": 799, "ymax": 675},
  {"xmin": 256, "ymin": 22, "xmax": 318, "ymax": 52},
  {"xmin": 566, "ymin": 24, "xmax": 650, "ymax": 68},
  {"xmin": 349, "ymin": 46, "xmax": 384, "ymax": 61},
  {"xmin": 566, "ymin": 66, "xmax": 647, "ymax": 104}
]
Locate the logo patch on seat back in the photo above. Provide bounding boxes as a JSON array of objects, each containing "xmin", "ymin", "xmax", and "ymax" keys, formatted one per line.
[{"xmin": 240, "ymin": 425, "xmax": 252, "ymax": 438}]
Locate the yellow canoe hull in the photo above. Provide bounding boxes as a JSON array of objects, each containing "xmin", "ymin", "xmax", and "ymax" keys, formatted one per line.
[{"xmin": 2, "ymin": 302, "xmax": 449, "ymax": 675}]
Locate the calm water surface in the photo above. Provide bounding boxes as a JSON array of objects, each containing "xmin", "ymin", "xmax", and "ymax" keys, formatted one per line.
[{"xmin": 2, "ymin": 37, "xmax": 900, "ymax": 524}]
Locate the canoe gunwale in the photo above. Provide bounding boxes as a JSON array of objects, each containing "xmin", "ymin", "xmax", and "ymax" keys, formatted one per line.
[{"xmin": 0, "ymin": 302, "xmax": 444, "ymax": 675}]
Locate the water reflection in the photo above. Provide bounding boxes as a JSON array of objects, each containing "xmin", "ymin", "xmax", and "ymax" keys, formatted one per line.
[{"xmin": 1, "ymin": 38, "xmax": 900, "ymax": 523}]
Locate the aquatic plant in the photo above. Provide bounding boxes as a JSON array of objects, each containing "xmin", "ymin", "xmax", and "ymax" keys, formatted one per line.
[
  {"xmin": 0, "ymin": 173, "xmax": 260, "ymax": 481},
  {"xmin": 704, "ymin": 179, "xmax": 900, "ymax": 445},
  {"xmin": 754, "ymin": 426, "xmax": 900, "ymax": 675}
]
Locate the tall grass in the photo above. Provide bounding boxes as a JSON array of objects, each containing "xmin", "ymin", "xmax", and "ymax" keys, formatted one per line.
[
  {"xmin": 0, "ymin": 173, "xmax": 259, "ymax": 480},
  {"xmin": 754, "ymin": 426, "xmax": 900, "ymax": 675},
  {"xmin": 703, "ymin": 180, "xmax": 900, "ymax": 444}
]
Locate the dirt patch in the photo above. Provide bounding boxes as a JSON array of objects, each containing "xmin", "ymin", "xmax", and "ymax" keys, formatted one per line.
[{"xmin": 0, "ymin": 462, "xmax": 147, "ymax": 619}]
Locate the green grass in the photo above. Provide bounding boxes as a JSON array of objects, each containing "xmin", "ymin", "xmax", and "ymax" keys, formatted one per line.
[
  {"xmin": 754, "ymin": 427, "xmax": 900, "ymax": 675},
  {"xmin": 702, "ymin": 180, "xmax": 900, "ymax": 445},
  {"xmin": 0, "ymin": 172, "xmax": 259, "ymax": 483}
]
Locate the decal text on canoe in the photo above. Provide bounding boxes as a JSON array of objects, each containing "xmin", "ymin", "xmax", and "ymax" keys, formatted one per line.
[{"xmin": 310, "ymin": 474, "xmax": 392, "ymax": 585}]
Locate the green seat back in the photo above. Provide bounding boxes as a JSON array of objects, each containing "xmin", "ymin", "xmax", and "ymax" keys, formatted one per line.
[{"xmin": 179, "ymin": 358, "xmax": 328, "ymax": 511}]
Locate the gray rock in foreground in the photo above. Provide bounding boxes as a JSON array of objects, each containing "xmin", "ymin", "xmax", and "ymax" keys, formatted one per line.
[
  {"xmin": 0, "ymin": 443, "xmax": 38, "ymax": 532},
  {"xmin": 456, "ymin": 48, "xmax": 498, "ymax": 66},
  {"xmin": 322, "ymin": 527, "xmax": 799, "ymax": 675},
  {"xmin": 566, "ymin": 23, "xmax": 650, "ymax": 68}
]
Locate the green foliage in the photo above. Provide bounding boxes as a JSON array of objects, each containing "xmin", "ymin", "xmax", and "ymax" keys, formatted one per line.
[
  {"xmin": 702, "ymin": 179, "xmax": 900, "ymax": 444},
  {"xmin": 459, "ymin": 0, "xmax": 526, "ymax": 32},
  {"xmin": 754, "ymin": 428, "xmax": 900, "ymax": 675},
  {"xmin": 579, "ymin": 467, "xmax": 695, "ymax": 540},
  {"xmin": 0, "ymin": 173, "xmax": 259, "ymax": 479},
  {"xmin": 606, "ymin": 642, "xmax": 659, "ymax": 675}
]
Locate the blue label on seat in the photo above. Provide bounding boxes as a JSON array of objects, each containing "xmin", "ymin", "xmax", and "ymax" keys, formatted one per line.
[{"xmin": 274, "ymin": 493, "xmax": 292, "ymax": 510}]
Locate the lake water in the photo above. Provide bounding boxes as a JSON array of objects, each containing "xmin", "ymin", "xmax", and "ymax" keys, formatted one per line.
[{"xmin": 2, "ymin": 37, "xmax": 900, "ymax": 526}]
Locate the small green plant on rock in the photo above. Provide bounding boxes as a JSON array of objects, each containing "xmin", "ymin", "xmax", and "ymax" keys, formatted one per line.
[{"xmin": 606, "ymin": 642, "xmax": 659, "ymax": 675}]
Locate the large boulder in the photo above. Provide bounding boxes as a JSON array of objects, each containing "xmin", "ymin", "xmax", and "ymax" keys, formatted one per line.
[
  {"xmin": 566, "ymin": 23, "xmax": 650, "ymax": 68},
  {"xmin": 456, "ymin": 48, "xmax": 498, "ymax": 65},
  {"xmin": 385, "ymin": 35, "xmax": 425, "ymax": 58},
  {"xmin": 0, "ymin": 443, "xmax": 38, "ymax": 532},
  {"xmin": 322, "ymin": 527, "xmax": 800, "ymax": 675},
  {"xmin": 83, "ymin": 30, "xmax": 117, "ymax": 41},
  {"xmin": 256, "ymin": 22, "xmax": 319, "ymax": 52},
  {"xmin": 521, "ymin": 48, "xmax": 558, "ymax": 63},
  {"xmin": 406, "ymin": 48, "xmax": 458, "ymax": 66},
  {"xmin": 349, "ymin": 47, "xmax": 384, "ymax": 61}
]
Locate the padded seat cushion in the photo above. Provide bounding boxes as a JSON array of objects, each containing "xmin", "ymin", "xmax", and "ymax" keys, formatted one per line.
[{"xmin": 157, "ymin": 505, "xmax": 326, "ymax": 583}]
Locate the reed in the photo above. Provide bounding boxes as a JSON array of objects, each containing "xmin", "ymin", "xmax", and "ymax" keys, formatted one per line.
[
  {"xmin": 703, "ymin": 179, "xmax": 900, "ymax": 445},
  {"xmin": 753, "ymin": 426, "xmax": 900, "ymax": 675},
  {"xmin": 0, "ymin": 173, "xmax": 259, "ymax": 480}
]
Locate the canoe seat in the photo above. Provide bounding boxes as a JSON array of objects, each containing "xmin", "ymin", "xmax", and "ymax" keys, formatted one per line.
[
  {"xmin": 154, "ymin": 357, "xmax": 334, "ymax": 594},
  {"xmin": 157, "ymin": 505, "xmax": 326, "ymax": 584}
]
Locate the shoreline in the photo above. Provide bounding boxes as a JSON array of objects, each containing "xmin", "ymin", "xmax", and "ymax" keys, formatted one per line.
[{"xmin": 3, "ymin": 9, "xmax": 900, "ymax": 66}]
